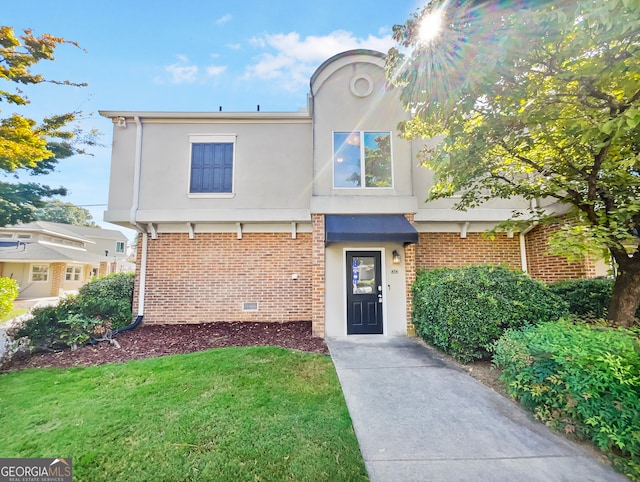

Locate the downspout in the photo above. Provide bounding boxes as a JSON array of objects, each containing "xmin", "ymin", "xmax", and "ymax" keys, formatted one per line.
[
  {"xmin": 519, "ymin": 198, "xmax": 539, "ymax": 273},
  {"xmin": 116, "ymin": 115, "xmax": 146, "ymax": 331},
  {"xmin": 90, "ymin": 117, "xmax": 146, "ymax": 341}
]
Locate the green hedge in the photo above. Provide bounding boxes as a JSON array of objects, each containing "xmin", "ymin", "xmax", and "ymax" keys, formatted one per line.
[
  {"xmin": 14, "ymin": 272, "xmax": 134, "ymax": 352},
  {"xmin": 0, "ymin": 277, "xmax": 19, "ymax": 319},
  {"xmin": 492, "ymin": 320, "xmax": 640, "ymax": 480},
  {"xmin": 412, "ymin": 265, "xmax": 568, "ymax": 363},
  {"xmin": 549, "ymin": 278, "xmax": 640, "ymax": 320},
  {"xmin": 75, "ymin": 272, "xmax": 135, "ymax": 328}
]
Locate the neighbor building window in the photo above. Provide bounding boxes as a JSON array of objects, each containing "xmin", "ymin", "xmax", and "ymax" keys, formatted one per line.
[
  {"xmin": 31, "ymin": 264, "xmax": 49, "ymax": 282},
  {"xmin": 333, "ymin": 131, "xmax": 392, "ymax": 188},
  {"xmin": 115, "ymin": 241, "xmax": 125, "ymax": 254},
  {"xmin": 189, "ymin": 134, "xmax": 236, "ymax": 194},
  {"xmin": 65, "ymin": 266, "xmax": 82, "ymax": 281}
]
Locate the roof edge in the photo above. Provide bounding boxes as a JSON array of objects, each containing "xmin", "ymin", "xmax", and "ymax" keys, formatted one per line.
[
  {"xmin": 98, "ymin": 110, "xmax": 311, "ymax": 120},
  {"xmin": 310, "ymin": 49, "xmax": 386, "ymax": 90}
]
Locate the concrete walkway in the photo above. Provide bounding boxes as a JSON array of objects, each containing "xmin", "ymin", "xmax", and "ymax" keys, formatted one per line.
[{"xmin": 327, "ymin": 336, "xmax": 627, "ymax": 482}]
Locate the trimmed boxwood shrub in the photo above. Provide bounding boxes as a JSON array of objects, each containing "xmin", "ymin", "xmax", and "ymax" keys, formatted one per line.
[
  {"xmin": 492, "ymin": 320, "xmax": 640, "ymax": 480},
  {"xmin": 548, "ymin": 278, "xmax": 640, "ymax": 320},
  {"xmin": 412, "ymin": 265, "xmax": 568, "ymax": 363}
]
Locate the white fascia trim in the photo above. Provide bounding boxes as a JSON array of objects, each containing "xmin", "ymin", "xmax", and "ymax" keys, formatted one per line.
[
  {"xmin": 99, "ymin": 111, "xmax": 311, "ymax": 122},
  {"xmin": 414, "ymin": 209, "xmax": 529, "ymax": 222},
  {"xmin": 134, "ymin": 209, "xmax": 311, "ymax": 223}
]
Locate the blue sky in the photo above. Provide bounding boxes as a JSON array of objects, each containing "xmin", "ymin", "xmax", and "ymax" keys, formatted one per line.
[{"xmin": 4, "ymin": 0, "xmax": 422, "ymax": 239}]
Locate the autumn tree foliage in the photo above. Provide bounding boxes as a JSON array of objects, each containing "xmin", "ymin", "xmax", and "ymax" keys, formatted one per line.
[
  {"xmin": 0, "ymin": 26, "xmax": 95, "ymax": 226},
  {"xmin": 387, "ymin": 0, "xmax": 640, "ymax": 326}
]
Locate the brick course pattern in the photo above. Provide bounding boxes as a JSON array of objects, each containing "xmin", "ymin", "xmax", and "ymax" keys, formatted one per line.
[
  {"xmin": 137, "ymin": 232, "xmax": 313, "ymax": 325},
  {"xmin": 415, "ymin": 232, "xmax": 522, "ymax": 271},
  {"xmin": 404, "ymin": 214, "xmax": 417, "ymax": 334},
  {"xmin": 49, "ymin": 262, "xmax": 66, "ymax": 297},
  {"xmin": 525, "ymin": 224, "xmax": 595, "ymax": 283},
  {"xmin": 311, "ymin": 214, "xmax": 326, "ymax": 337}
]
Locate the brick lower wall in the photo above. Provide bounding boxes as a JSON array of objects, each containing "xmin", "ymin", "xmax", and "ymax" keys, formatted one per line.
[
  {"xmin": 525, "ymin": 224, "xmax": 595, "ymax": 283},
  {"xmin": 136, "ymin": 232, "xmax": 313, "ymax": 324},
  {"xmin": 415, "ymin": 232, "xmax": 522, "ymax": 271},
  {"xmin": 311, "ymin": 214, "xmax": 326, "ymax": 337}
]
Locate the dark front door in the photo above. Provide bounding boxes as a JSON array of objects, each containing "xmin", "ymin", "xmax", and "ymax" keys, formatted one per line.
[{"xmin": 346, "ymin": 251, "xmax": 383, "ymax": 334}]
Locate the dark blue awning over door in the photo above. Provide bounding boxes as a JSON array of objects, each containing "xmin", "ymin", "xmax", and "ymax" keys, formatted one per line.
[{"xmin": 325, "ymin": 215, "xmax": 418, "ymax": 244}]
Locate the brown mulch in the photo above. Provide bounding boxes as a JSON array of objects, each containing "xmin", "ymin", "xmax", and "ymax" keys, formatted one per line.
[{"xmin": 2, "ymin": 321, "xmax": 328, "ymax": 371}]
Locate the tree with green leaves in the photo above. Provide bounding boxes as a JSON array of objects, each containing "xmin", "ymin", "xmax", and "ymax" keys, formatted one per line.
[
  {"xmin": 0, "ymin": 26, "xmax": 96, "ymax": 227},
  {"xmin": 33, "ymin": 199, "xmax": 99, "ymax": 227},
  {"xmin": 387, "ymin": 0, "xmax": 640, "ymax": 326}
]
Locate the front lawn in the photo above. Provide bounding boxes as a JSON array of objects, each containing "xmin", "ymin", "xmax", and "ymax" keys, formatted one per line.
[
  {"xmin": 0, "ymin": 347, "xmax": 368, "ymax": 481},
  {"xmin": 0, "ymin": 307, "xmax": 28, "ymax": 323}
]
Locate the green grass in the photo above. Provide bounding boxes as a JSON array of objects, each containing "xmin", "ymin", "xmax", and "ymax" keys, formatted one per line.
[
  {"xmin": 0, "ymin": 307, "xmax": 28, "ymax": 323},
  {"xmin": 0, "ymin": 347, "xmax": 368, "ymax": 481}
]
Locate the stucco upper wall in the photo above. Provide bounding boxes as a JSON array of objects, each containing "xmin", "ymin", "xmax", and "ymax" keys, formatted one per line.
[
  {"xmin": 310, "ymin": 50, "xmax": 415, "ymax": 208},
  {"xmin": 101, "ymin": 114, "xmax": 313, "ymax": 225},
  {"xmin": 106, "ymin": 120, "xmax": 137, "ymax": 215}
]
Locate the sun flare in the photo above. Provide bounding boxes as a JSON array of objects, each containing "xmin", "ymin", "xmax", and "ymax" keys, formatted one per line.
[{"xmin": 419, "ymin": 9, "xmax": 444, "ymax": 44}]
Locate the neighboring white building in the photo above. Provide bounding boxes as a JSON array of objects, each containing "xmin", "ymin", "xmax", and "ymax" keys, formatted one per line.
[
  {"xmin": 100, "ymin": 50, "xmax": 600, "ymax": 337},
  {"xmin": 0, "ymin": 221, "xmax": 133, "ymax": 298}
]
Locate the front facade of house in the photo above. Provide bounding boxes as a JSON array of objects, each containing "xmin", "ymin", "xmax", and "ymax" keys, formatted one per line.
[
  {"xmin": 100, "ymin": 50, "xmax": 605, "ymax": 337},
  {"xmin": 0, "ymin": 221, "xmax": 132, "ymax": 298}
]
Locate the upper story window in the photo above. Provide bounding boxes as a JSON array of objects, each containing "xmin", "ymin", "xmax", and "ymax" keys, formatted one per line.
[
  {"xmin": 333, "ymin": 131, "xmax": 393, "ymax": 188},
  {"xmin": 115, "ymin": 241, "xmax": 125, "ymax": 254},
  {"xmin": 189, "ymin": 135, "xmax": 236, "ymax": 195}
]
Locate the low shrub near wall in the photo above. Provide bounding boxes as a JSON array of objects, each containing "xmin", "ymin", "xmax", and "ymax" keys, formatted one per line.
[
  {"xmin": 412, "ymin": 265, "xmax": 568, "ymax": 363},
  {"xmin": 549, "ymin": 278, "xmax": 640, "ymax": 320},
  {"xmin": 8, "ymin": 273, "xmax": 134, "ymax": 355},
  {"xmin": 492, "ymin": 320, "xmax": 640, "ymax": 480},
  {"xmin": 75, "ymin": 272, "xmax": 135, "ymax": 328}
]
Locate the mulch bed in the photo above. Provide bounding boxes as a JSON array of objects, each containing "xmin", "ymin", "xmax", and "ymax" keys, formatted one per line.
[{"xmin": 2, "ymin": 321, "xmax": 328, "ymax": 371}]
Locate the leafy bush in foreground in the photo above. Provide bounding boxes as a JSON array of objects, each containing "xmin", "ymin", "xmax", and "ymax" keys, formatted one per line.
[
  {"xmin": 76, "ymin": 272, "xmax": 134, "ymax": 328},
  {"xmin": 0, "ymin": 277, "xmax": 19, "ymax": 319},
  {"xmin": 11, "ymin": 273, "xmax": 134, "ymax": 353},
  {"xmin": 548, "ymin": 278, "xmax": 640, "ymax": 320},
  {"xmin": 412, "ymin": 265, "xmax": 568, "ymax": 363},
  {"xmin": 492, "ymin": 320, "xmax": 640, "ymax": 480}
]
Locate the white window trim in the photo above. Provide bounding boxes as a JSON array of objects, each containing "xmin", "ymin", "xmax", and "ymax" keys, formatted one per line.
[
  {"xmin": 30, "ymin": 264, "xmax": 49, "ymax": 283},
  {"xmin": 332, "ymin": 130, "xmax": 394, "ymax": 190},
  {"xmin": 187, "ymin": 134, "xmax": 237, "ymax": 195},
  {"xmin": 65, "ymin": 265, "xmax": 82, "ymax": 282},
  {"xmin": 115, "ymin": 241, "xmax": 126, "ymax": 254}
]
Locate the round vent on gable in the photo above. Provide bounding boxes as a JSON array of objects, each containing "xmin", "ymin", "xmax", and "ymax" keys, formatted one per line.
[{"xmin": 350, "ymin": 74, "xmax": 374, "ymax": 98}]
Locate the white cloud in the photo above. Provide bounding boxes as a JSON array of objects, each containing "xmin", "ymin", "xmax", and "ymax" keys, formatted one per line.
[
  {"xmin": 165, "ymin": 57, "xmax": 199, "ymax": 84},
  {"xmin": 206, "ymin": 65, "xmax": 227, "ymax": 77},
  {"xmin": 227, "ymin": 43, "xmax": 242, "ymax": 50},
  {"xmin": 244, "ymin": 30, "xmax": 394, "ymax": 92},
  {"xmin": 216, "ymin": 14, "xmax": 232, "ymax": 25},
  {"xmin": 158, "ymin": 55, "xmax": 227, "ymax": 84}
]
